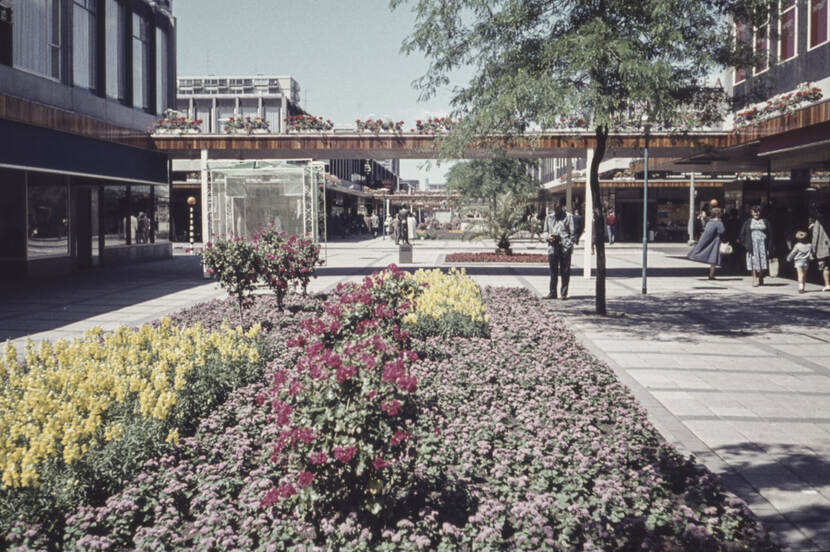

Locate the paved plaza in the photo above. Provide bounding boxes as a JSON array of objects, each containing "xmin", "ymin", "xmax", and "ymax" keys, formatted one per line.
[{"xmin": 2, "ymin": 238, "xmax": 830, "ymax": 551}]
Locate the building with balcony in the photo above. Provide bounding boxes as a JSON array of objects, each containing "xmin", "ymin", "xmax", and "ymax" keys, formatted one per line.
[
  {"xmin": 0, "ymin": 0, "xmax": 176, "ymax": 279},
  {"xmin": 175, "ymin": 75, "xmax": 303, "ymax": 134}
]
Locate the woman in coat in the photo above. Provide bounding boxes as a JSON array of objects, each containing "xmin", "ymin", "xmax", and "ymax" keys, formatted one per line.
[
  {"xmin": 810, "ymin": 204, "xmax": 830, "ymax": 291},
  {"xmin": 738, "ymin": 205, "xmax": 773, "ymax": 287},
  {"xmin": 688, "ymin": 207, "xmax": 725, "ymax": 280}
]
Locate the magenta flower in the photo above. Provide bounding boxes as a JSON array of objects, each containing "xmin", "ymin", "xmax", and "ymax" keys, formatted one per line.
[
  {"xmin": 297, "ymin": 471, "xmax": 314, "ymax": 488},
  {"xmin": 333, "ymin": 445, "xmax": 357, "ymax": 463}
]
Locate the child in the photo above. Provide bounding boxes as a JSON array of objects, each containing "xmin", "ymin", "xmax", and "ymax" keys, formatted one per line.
[{"xmin": 786, "ymin": 230, "xmax": 815, "ymax": 294}]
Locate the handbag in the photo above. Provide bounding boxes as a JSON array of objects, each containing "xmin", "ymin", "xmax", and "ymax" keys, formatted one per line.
[
  {"xmin": 768, "ymin": 257, "xmax": 779, "ymax": 278},
  {"xmin": 719, "ymin": 242, "xmax": 733, "ymax": 255}
]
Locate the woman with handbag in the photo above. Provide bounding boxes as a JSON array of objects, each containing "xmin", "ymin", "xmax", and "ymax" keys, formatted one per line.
[
  {"xmin": 687, "ymin": 207, "xmax": 725, "ymax": 280},
  {"xmin": 738, "ymin": 205, "xmax": 773, "ymax": 287}
]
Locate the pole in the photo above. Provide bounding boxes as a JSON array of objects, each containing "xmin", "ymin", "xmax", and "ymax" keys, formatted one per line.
[
  {"xmin": 583, "ymin": 148, "xmax": 594, "ymax": 279},
  {"xmin": 641, "ymin": 126, "xmax": 649, "ymax": 295},
  {"xmin": 688, "ymin": 172, "xmax": 696, "ymax": 244}
]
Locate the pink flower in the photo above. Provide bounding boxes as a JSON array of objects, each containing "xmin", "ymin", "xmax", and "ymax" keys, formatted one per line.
[
  {"xmin": 277, "ymin": 484, "xmax": 297, "ymax": 498},
  {"xmin": 309, "ymin": 451, "xmax": 328, "ymax": 465},
  {"xmin": 373, "ymin": 457, "xmax": 389, "ymax": 470},
  {"xmin": 295, "ymin": 427, "xmax": 315, "ymax": 444},
  {"xmin": 333, "ymin": 445, "xmax": 357, "ymax": 463},
  {"xmin": 390, "ymin": 430, "xmax": 410, "ymax": 446},
  {"xmin": 381, "ymin": 399, "xmax": 402, "ymax": 417},
  {"xmin": 297, "ymin": 471, "xmax": 314, "ymax": 488}
]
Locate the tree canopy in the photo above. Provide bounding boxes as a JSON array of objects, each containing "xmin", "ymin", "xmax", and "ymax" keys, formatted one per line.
[{"xmin": 393, "ymin": 0, "xmax": 772, "ymax": 313}]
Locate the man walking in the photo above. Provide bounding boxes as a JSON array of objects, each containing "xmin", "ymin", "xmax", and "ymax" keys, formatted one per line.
[
  {"xmin": 543, "ymin": 200, "xmax": 576, "ymax": 300},
  {"xmin": 605, "ymin": 210, "xmax": 616, "ymax": 245}
]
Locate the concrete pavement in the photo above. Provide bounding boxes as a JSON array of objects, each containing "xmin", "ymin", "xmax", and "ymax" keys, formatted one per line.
[{"xmin": 2, "ymin": 236, "xmax": 830, "ymax": 550}]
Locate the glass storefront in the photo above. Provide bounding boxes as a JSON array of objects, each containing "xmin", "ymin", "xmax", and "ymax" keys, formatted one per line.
[
  {"xmin": 27, "ymin": 173, "xmax": 69, "ymax": 258},
  {"xmin": 154, "ymin": 184, "xmax": 170, "ymax": 241},
  {"xmin": 102, "ymin": 184, "xmax": 129, "ymax": 246}
]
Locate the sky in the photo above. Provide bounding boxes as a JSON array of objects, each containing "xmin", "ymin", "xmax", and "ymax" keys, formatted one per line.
[{"xmin": 173, "ymin": 0, "xmax": 468, "ymax": 184}]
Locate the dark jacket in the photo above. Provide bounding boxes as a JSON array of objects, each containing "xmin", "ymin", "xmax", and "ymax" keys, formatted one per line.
[
  {"xmin": 738, "ymin": 217, "xmax": 773, "ymax": 256},
  {"xmin": 688, "ymin": 219, "xmax": 725, "ymax": 266}
]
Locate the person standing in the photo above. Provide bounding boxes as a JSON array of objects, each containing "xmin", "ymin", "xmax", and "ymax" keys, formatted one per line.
[
  {"xmin": 605, "ymin": 210, "xmax": 617, "ymax": 245},
  {"xmin": 810, "ymin": 206, "xmax": 830, "ymax": 291},
  {"xmin": 137, "ymin": 211, "xmax": 150, "ymax": 244},
  {"xmin": 370, "ymin": 212, "xmax": 379, "ymax": 238},
  {"xmin": 542, "ymin": 200, "xmax": 576, "ymax": 300},
  {"xmin": 384, "ymin": 213, "xmax": 393, "ymax": 240},
  {"xmin": 687, "ymin": 207, "xmax": 725, "ymax": 280},
  {"xmin": 572, "ymin": 208, "xmax": 584, "ymax": 245},
  {"xmin": 738, "ymin": 205, "xmax": 773, "ymax": 287},
  {"xmin": 786, "ymin": 231, "xmax": 815, "ymax": 294}
]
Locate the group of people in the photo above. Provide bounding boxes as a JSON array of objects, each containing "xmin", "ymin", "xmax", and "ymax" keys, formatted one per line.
[
  {"xmin": 384, "ymin": 208, "xmax": 414, "ymax": 245},
  {"xmin": 688, "ymin": 200, "xmax": 830, "ymax": 293}
]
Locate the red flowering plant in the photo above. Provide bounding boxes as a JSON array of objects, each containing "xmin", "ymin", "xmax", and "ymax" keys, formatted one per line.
[
  {"xmin": 290, "ymin": 236, "xmax": 322, "ymax": 296},
  {"xmin": 734, "ymin": 82, "xmax": 824, "ymax": 130},
  {"xmin": 200, "ymin": 236, "xmax": 259, "ymax": 324},
  {"xmin": 413, "ymin": 116, "xmax": 456, "ymax": 134},
  {"xmin": 260, "ymin": 265, "xmax": 423, "ymax": 521},
  {"xmin": 223, "ymin": 114, "xmax": 270, "ymax": 134},
  {"xmin": 355, "ymin": 118, "xmax": 405, "ymax": 135},
  {"xmin": 148, "ymin": 108, "xmax": 202, "ymax": 134},
  {"xmin": 252, "ymin": 226, "xmax": 292, "ymax": 310},
  {"xmin": 284, "ymin": 114, "xmax": 334, "ymax": 132}
]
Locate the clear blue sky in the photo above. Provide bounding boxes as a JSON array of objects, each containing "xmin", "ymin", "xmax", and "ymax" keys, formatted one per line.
[{"xmin": 173, "ymin": 0, "xmax": 467, "ymax": 183}]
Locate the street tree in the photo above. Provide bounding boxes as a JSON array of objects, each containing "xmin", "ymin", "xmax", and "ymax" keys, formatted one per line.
[
  {"xmin": 393, "ymin": 0, "xmax": 771, "ymax": 314},
  {"xmin": 446, "ymin": 158, "xmax": 541, "ymax": 253}
]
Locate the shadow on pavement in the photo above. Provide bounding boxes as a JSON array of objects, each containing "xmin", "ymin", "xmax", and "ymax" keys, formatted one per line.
[
  {"xmin": 0, "ymin": 256, "xmax": 208, "ymax": 341},
  {"xmin": 552, "ymin": 290, "xmax": 830, "ymax": 338},
  {"xmin": 714, "ymin": 442, "xmax": 830, "ymax": 550}
]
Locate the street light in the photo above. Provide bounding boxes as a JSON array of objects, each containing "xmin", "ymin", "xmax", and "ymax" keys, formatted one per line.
[
  {"xmin": 187, "ymin": 196, "xmax": 197, "ymax": 253},
  {"xmin": 641, "ymin": 117, "xmax": 651, "ymax": 295}
]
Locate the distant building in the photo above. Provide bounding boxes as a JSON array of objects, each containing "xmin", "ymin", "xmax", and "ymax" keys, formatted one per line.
[
  {"xmin": 176, "ymin": 75, "xmax": 303, "ymax": 133},
  {"xmin": 1, "ymin": 0, "xmax": 176, "ymax": 279}
]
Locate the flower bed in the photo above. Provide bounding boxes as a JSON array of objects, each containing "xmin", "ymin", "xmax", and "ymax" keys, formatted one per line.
[
  {"xmin": 284, "ymin": 114, "xmax": 334, "ymax": 132},
  {"xmin": 355, "ymin": 118, "xmax": 404, "ymax": 134},
  {"xmin": 223, "ymin": 114, "xmax": 270, "ymax": 134},
  {"xmin": 734, "ymin": 81, "xmax": 824, "ymax": 129},
  {"xmin": 56, "ymin": 285, "xmax": 777, "ymax": 551},
  {"xmin": 445, "ymin": 251, "xmax": 548, "ymax": 263}
]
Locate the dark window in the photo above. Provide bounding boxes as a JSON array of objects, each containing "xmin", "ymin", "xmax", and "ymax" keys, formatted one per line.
[
  {"xmin": 27, "ymin": 172, "xmax": 69, "ymax": 259},
  {"xmin": 131, "ymin": 12, "xmax": 149, "ymax": 109},
  {"xmin": 780, "ymin": 0, "xmax": 797, "ymax": 61},
  {"xmin": 0, "ymin": 1, "xmax": 11, "ymax": 66},
  {"xmin": 811, "ymin": 0, "xmax": 828, "ymax": 48}
]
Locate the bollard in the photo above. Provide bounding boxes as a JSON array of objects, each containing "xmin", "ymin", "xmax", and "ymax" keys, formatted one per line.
[{"xmin": 398, "ymin": 244, "xmax": 413, "ymax": 264}]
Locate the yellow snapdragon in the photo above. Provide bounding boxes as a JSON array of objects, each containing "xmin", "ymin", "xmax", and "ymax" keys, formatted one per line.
[
  {"xmin": 406, "ymin": 267, "xmax": 489, "ymax": 324},
  {"xmin": 0, "ymin": 318, "xmax": 260, "ymax": 488}
]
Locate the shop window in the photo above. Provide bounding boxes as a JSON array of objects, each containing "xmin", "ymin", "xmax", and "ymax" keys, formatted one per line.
[
  {"xmin": 154, "ymin": 184, "xmax": 170, "ymax": 241},
  {"xmin": 27, "ymin": 173, "xmax": 69, "ymax": 259},
  {"xmin": 72, "ymin": 0, "xmax": 96, "ymax": 90},
  {"xmin": 780, "ymin": 0, "xmax": 797, "ymax": 61},
  {"xmin": 105, "ymin": 0, "xmax": 124, "ymax": 100},
  {"xmin": 132, "ymin": 184, "xmax": 152, "ymax": 243},
  {"xmin": 0, "ymin": 168, "xmax": 26, "ymax": 259},
  {"xmin": 102, "ymin": 184, "xmax": 128, "ymax": 246},
  {"xmin": 811, "ymin": 0, "xmax": 828, "ymax": 49},
  {"xmin": 131, "ymin": 12, "xmax": 149, "ymax": 109},
  {"xmin": 12, "ymin": 0, "xmax": 61, "ymax": 80}
]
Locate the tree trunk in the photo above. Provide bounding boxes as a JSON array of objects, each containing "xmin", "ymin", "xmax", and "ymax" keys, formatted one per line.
[{"xmin": 592, "ymin": 126, "xmax": 609, "ymax": 315}]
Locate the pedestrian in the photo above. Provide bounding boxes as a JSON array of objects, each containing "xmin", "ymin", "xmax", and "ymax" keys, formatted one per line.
[
  {"xmin": 687, "ymin": 207, "xmax": 725, "ymax": 280},
  {"xmin": 605, "ymin": 210, "xmax": 616, "ymax": 245},
  {"xmin": 384, "ymin": 213, "xmax": 393, "ymax": 240},
  {"xmin": 786, "ymin": 230, "xmax": 815, "ymax": 294},
  {"xmin": 370, "ymin": 212, "xmax": 379, "ymax": 238},
  {"xmin": 738, "ymin": 205, "xmax": 773, "ymax": 287},
  {"xmin": 137, "ymin": 211, "xmax": 150, "ymax": 244},
  {"xmin": 542, "ymin": 200, "xmax": 576, "ymax": 300},
  {"xmin": 809, "ymin": 205, "xmax": 830, "ymax": 291},
  {"xmin": 572, "ymin": 208, "xmax": 584, "ymax": 245}
]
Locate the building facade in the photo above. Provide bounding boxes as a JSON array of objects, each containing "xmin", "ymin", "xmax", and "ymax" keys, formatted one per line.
[
  {"xmin": 0, "ymin": 0, "xmax": 176, "ymax": 279},
  {"xmin": 175, "ymin": 75, "xmax": 302, "ymax": 134}
]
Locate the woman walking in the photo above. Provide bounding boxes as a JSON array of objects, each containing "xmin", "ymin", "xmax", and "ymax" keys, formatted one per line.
[
  {"xmin": 739, "ymin": 205, "xmax": 773, "ymax": 287},
  {"xmin": 688, "ymin": 207, "xmax": 725, "ymax": 280}
]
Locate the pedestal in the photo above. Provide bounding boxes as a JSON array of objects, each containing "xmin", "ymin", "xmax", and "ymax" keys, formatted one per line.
[{"xmin": 398, "ymin": 244, "xmax": 413, "ymax": 264}]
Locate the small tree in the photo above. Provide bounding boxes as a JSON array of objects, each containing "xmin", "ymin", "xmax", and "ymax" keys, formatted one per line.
[
  {"xmin": 394, "ymin": 0, "xmax": 771, "ymax": 314},
  {"xmin": 254, "ymin": 226, "xmax": 292, "ymax": 310},
  {"xmin": 201, "ymin": 237, "xmax": 258, "ymax": 324},
  {"xmin": 445, "ymin": 157, "xmax": 540, "ymax": 254}
]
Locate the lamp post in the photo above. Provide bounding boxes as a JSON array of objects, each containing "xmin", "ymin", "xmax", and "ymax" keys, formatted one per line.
[
  {"xmin": 641, "ymin": 119, "xmax": 651, "ymax": 295},
  {"xmin": 187, "ymin": 196, "xmax": 197, "ymax": 254}
]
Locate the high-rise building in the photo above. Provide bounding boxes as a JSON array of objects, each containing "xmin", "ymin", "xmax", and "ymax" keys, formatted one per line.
[{"xmin": 0, "ymin": 0, "xmax": 177, "ymax": 279}]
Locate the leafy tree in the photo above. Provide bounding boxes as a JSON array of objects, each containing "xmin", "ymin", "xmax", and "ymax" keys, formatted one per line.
[
  {"xmin": 446, "ymin": 157, "xmax": 540, "ymax": 253},
  {"xmin": 393, "ymin": 0, "xmax": 771, "ymax": 314}
]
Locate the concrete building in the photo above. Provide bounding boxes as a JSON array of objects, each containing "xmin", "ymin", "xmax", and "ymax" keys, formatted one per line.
[
  {"xmin": 175, "ymin": 75, "xmax": 303, "ymax": 134},
  {"xmin": 0, "ymin": 0, "xmax": 176, "ymax": 279}
]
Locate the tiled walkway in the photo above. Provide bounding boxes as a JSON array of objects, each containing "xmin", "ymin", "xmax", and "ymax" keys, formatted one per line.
[{"xmin": 3, "ymin": 238, "xmax": 829, "ymax": 550}]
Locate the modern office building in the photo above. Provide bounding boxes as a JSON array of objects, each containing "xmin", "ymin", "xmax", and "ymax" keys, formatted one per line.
[
  {"xmin": 0, "ymin": 0, "xmax": 176, "ymax": 279},
  {"xmin": 175, "ymin": 75, "xmax": 303, "ymax": 134}
]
